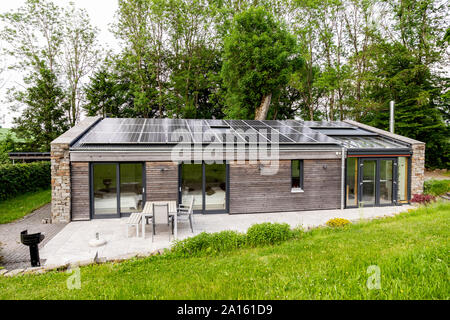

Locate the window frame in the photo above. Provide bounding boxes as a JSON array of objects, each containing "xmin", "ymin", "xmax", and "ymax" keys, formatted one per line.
[{"xmin": 291, "ymin": 160, "xmax": 304, "ymax": 192}]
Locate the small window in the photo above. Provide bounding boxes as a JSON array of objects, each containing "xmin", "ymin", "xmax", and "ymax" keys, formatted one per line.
[{"xmin": 291, "ymin": 160, "xmax": 304, "ymax": 191}]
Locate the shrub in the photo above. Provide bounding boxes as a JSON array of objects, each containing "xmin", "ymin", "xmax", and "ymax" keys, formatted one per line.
[
  {"xmin": 0, "ymin": 161, "xmax": 50, "ymax": 201},
  {"xmin": 246, "ymin": 222, "xmax": 292, "ymax": 247},
  {"xmin": 424, "ymin": 180, "xmax": 450, "ymax": 196},
  {"xmin": 326, "ymin": 218, "xmax": 351, "ymax": 228},
  {"xmin": 411, "ymin": 194, "xmax": 436, "ymax": 205},
  {"xmin": 171, "ymin": 230, "xmax": 246, "ymax": 257}
]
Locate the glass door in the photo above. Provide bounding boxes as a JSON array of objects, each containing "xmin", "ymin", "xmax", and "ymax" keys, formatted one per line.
[
  {"xmin": 180, "ymin": 162, "xmax": 228, "ymax": 213},
  {"xmin": 379, "ymin": 160, "xmax": 394, "ymax": 205},
  {"xmin": 359, "ymin": 158, "xmax": 396, "ymax": 207},
  {"xmin": 91, "ymin": 163, "xmax": 145, "ymax": 218},
  {"xmin": 361, "ymin": 160, "xmax": 376, "ymax": 206},
  {"xmin": 92, "ymin": 163, "xmax": 119, "ymax": 218}
]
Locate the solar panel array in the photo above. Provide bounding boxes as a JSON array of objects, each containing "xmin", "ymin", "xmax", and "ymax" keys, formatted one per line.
[{"xmin": 78, "ymin": 118, "xmax": 340, "ymax": 145}]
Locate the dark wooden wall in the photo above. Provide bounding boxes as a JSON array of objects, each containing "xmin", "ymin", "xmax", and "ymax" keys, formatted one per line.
[
  {"xmin": 229, "ymin": 160, "xmax": 341, "ymax": 214},
  {"xmin": 71, "ymin": 162, "xmax": 90, "ymax": 221},
  {"xmin": 146, "ymin": 162, "xmax": 179, "ymax": 202}
]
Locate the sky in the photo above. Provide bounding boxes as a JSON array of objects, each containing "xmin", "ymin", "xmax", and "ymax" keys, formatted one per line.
[{"xmin": 0, "ymin": 0, "xmax": 120, "ymax": 128}]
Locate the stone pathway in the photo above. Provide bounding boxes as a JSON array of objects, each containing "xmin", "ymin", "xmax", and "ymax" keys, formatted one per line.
[{"xmin": 0, "ymin": 204, "xmax": 67, "ymax": 270}]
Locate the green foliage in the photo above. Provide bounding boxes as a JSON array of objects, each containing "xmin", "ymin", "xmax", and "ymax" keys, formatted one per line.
[
  {"xmin": 326, "ymin": 218, "xmax": 351, "ymax": 228},
  {"xmin": 246, "ymin": 222, "xmax": 292, "ymax": 246},
  {"xmin": 221, "ymin": 6, "xmax": 299, "ymax": 119},
  {"xmin": 363, "ymin": 42, "xmax": 450, "ymax": 168},
  {"xmin": 11, "ymin": 63, "xmax": 69, "ymax": 152},
  {"xmin": 424, "ymin": 179, "xmax": 450, "ymax": 196},
  {"xmin": 171, "ymin": 231, "xmax": 247, "ymax": 257},
  {"xmin": 0, "ymin": 188, "xmax": 51, "ymax": 224},
  {"xmin": 1, "ymin": 202, "xmax": 449, "ymax": 299},
  {"xmin": 0, "ymin": 162, "xmax": 50, "ymax": 201}
]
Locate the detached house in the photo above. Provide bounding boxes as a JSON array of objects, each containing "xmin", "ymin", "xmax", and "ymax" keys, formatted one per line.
[{"xmin": 50, "ymin": 117, "xmax": 424, "ymax": 223}]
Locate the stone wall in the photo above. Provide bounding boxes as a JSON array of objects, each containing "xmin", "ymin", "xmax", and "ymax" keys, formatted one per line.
[
  {"xmin": 411, "ymin": 143, "xmax": 425, "ymax": 195},
  {"xmin": 51, "ymin": 143, "xmax": 71, "ymax": 223},
  {"xmin": 51, "ymin": 117, "xmax": 101, "ymax": 223}
]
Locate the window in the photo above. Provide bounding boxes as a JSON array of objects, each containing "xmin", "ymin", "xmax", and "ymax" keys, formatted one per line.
[
  {"xmin": 398, "ymin": 157, "xmax": 409, "ymax": 203},
  {"xmin": 291, "ymin": 160, "xmax": 304, "ymax": 191}
]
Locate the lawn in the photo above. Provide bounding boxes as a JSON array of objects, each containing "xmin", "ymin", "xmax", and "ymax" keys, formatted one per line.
[
  {"xmin": 0, "ymin": 188, "xmax": 51, "ymax": 224},
  {"xmin": 0, "ymin": 202, "xmax": 449, "ymax": 300}
]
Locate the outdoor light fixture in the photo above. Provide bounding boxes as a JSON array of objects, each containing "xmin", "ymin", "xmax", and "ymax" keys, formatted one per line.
[{"xmin": 323, "ymin": 164, "xmax": 328, "ymax": 170}]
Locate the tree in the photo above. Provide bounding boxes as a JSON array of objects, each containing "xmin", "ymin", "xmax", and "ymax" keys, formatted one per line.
[
  {"xmin": 221, "ymin": 6, "xmax": 299, "ymax": 120},
  {"xmin": 1, "ymin": 0, "xmax": 101, "ymax": 126},
  {"xmin": 364, "ymin": 42, "xmax": 449, "ymax": 168},
  {"xmin": 11, "ymin": 63, "xmax": 69, "ymax": 152}
]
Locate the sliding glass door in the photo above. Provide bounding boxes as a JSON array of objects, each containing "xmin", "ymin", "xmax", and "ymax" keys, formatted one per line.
[
  {"xmin": 179, "ymin": 162, "xmax": 228, "ymax": 214},
  {"xmin": 91, "ymin": 163, "xmax": 145, "ymax": 218}
]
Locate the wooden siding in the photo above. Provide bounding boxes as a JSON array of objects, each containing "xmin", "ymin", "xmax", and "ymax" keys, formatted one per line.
[
  {"xmin": 146, "ymin": 162, "xmax": 178, "ymax": 202},
  {"xmin": 71, "ymin": 162, "xmax": 90, "ymax": 221},
  {"xmin": 229, "ymin": 160, "xmax": 341, "ymax": 214}
]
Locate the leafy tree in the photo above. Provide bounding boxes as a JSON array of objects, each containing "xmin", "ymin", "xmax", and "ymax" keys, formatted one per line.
[
  {"xmin": 364, "ymin": 42, "xmax": 449, "ymax": 168},
  {"xmin": 221, "ymin": 6, "xmax": 300, "ymax": 120},
  {"xmin": 11, "ymin": 63, "xmax": 69, "ymax": 152}
]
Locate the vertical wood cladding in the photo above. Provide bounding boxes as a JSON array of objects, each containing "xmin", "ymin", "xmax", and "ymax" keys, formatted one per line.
[
  {"xmin": 229, "ymin": 160, "xmax": 341, "ymax": 213},
  {"xmin": 71, "ymin": 162, "xmax": 90, "ymax": 221},
  {"xmin": 146, "ymin": 162, "xmax": 179, "ymax": 202}
]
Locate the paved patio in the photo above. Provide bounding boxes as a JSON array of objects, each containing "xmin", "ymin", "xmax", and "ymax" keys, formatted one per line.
[
  {"xmin": 41, "ymin": 205, "xmax": 412, "ymax": 267},
  {"xmin": 0, "ymin": 204, "xmax": 67, "ymax": 270}
]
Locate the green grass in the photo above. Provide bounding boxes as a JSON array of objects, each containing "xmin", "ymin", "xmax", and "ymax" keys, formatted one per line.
[
  {"xmin": 0, "ymin": 202, "xmax": 449, "ymax": 300},
  {"xmin": 0, "ymin": 188, "xmax": 51, "ymax": 224}
]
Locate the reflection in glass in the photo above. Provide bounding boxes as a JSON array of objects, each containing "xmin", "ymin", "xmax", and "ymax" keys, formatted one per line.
[
  {"xmin": 181, "ymin": 164, "xmax": 203, "ymax": 211},
  {"xmin": 93, "ymin": 164, "xmax": 117, "ymax": 215},
  {"xmin": 346, "ymin": 158, "xmax": 358, "ymax": 206},
  {"xmin": 398, "ymin": 157, "xmax": 408, "ymax": 202},
  {"xmin": 379, "ymin": 160, "xmax": 393, "ymax": 204},
  {"xmin": 205, "ymin": 164, "xmax": 226, "ymax": 211},
  {"xmin": 120, "ymin": 163, "xmax": 143, "ymax": 213},
  {"xmin": 362, "ymin": 160, "xmax": 376, "ymax": 205}
]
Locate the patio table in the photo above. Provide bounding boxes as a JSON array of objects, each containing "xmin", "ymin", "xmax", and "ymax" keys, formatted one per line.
[{"xmin": 142, "ymin": 201, "xmax": 178, "ymax": 240}]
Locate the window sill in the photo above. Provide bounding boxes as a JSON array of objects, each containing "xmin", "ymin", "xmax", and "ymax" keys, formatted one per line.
[{"xmin": 291, "ymin": 188, "xmax": 304, "ymax": 193}]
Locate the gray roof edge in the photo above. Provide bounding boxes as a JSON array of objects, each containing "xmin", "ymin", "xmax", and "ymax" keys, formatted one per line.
[
  {"xmin": 343, "ymin": 120, "xmax": 425, "ymax": 145},
  {"xmin": 51, "ymin": 117, "xmax": 102, "ymax": 146}
]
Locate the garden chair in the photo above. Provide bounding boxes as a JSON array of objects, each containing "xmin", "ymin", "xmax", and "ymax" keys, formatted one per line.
[
  {"xmin": 152, "ymin": 203, "xmax": 174, "ymax": 242},
  {"xmin": 177, "ymin": 196, "xmax": 195, "ymax": 233}
]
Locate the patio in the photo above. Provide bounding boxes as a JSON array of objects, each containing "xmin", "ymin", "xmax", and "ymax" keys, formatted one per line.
[{"xmin": 40, "ymin": 205, "xmax": 412, "ymax": 267}]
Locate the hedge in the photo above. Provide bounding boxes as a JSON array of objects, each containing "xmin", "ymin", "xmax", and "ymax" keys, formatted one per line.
[{"xmin": 0, "ymin": 161, "xmax": 51, "ymax": 201}]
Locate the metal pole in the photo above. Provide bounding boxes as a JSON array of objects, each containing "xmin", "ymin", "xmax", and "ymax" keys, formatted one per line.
[
  {"xmin": 341, "ymin": 147, "xmax": 346, "ymax": 210},
  {"xmin": 390, "ymin": 101, "xmax": 395, "ymax": 134}
]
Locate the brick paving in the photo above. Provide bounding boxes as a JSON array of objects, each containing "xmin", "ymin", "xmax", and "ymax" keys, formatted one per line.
[{"xmin": 0, "ymin": 204, "xmax": 67, "ymax": 270}]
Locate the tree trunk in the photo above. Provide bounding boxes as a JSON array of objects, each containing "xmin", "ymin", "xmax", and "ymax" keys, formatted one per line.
[{"xmin": 255, "ymin": 93, "xmax": 272, "ymax": 120}]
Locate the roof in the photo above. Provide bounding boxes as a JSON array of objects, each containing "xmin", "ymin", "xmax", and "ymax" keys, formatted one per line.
[{"xmin": 68, "ymin": 118, "xmax": 412, "ymax": 151}]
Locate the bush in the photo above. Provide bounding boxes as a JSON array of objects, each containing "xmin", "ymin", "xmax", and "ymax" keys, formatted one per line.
[
  {"xmin": 424, "ymin": 179, "xmax": 450, "ymax": 196},
  {"xmin": 0, "ymin": 161, "xmax": 51, "ymax": 201},
  {"xmin": 326, "ymin": 218, "xmax": 351, "ymax": 228},
  {"xmin": 411, "ymin": 194, "xmax": 436, "ymax": 205},
  {"xmin": 246, "ymin": 222, "xmax": 292, "ymax": 247},
  {"xmin": 171, "ymin": 230, "xmax": 246, "ymax": 257}
]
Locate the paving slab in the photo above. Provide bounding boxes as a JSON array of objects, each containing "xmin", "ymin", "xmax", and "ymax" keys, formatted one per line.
[{"xmin": 40, "ymin": 205, "xmax": 412, "ymax": 267}]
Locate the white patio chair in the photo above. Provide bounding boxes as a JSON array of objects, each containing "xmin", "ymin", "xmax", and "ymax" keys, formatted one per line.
[
  {"xmin": 177, "ymin": 196, "xmax": 195, "ymax": 233},
  {"xmin": 126, "ymin": 212, "xmax": 142, "ymax": 238},
  {"xmin": 152, "ymin": 203, "xmax": 174, "ymax": 242}
]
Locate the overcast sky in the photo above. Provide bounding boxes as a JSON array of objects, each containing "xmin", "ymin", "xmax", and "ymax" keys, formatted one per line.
[{"xmin": 0, "ymin": 0, "xmax": 120, "ymax": 128}]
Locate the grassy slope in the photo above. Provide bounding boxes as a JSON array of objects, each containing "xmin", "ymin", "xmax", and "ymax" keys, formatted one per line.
[
  {"xmin": 0, "ymin": 202, "xmax": 449, "ymax": 300},
  {"xmin": 0, "ymin": 189, "xmax": 51, "ymax": 224}
]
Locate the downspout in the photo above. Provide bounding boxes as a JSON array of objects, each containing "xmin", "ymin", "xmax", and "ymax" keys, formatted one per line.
[{"xmin": 341, "ymin": 147, "xmax": 346, "ymax": 210}]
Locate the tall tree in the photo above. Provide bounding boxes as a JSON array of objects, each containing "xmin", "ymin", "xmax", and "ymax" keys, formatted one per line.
[
  {"xmin": 221, "ymin": 6, "xmax": 299, "ymax": 120},
  {"xmin": 10, "ymin": 63, "xmax": 69, "ymax": 151}
]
